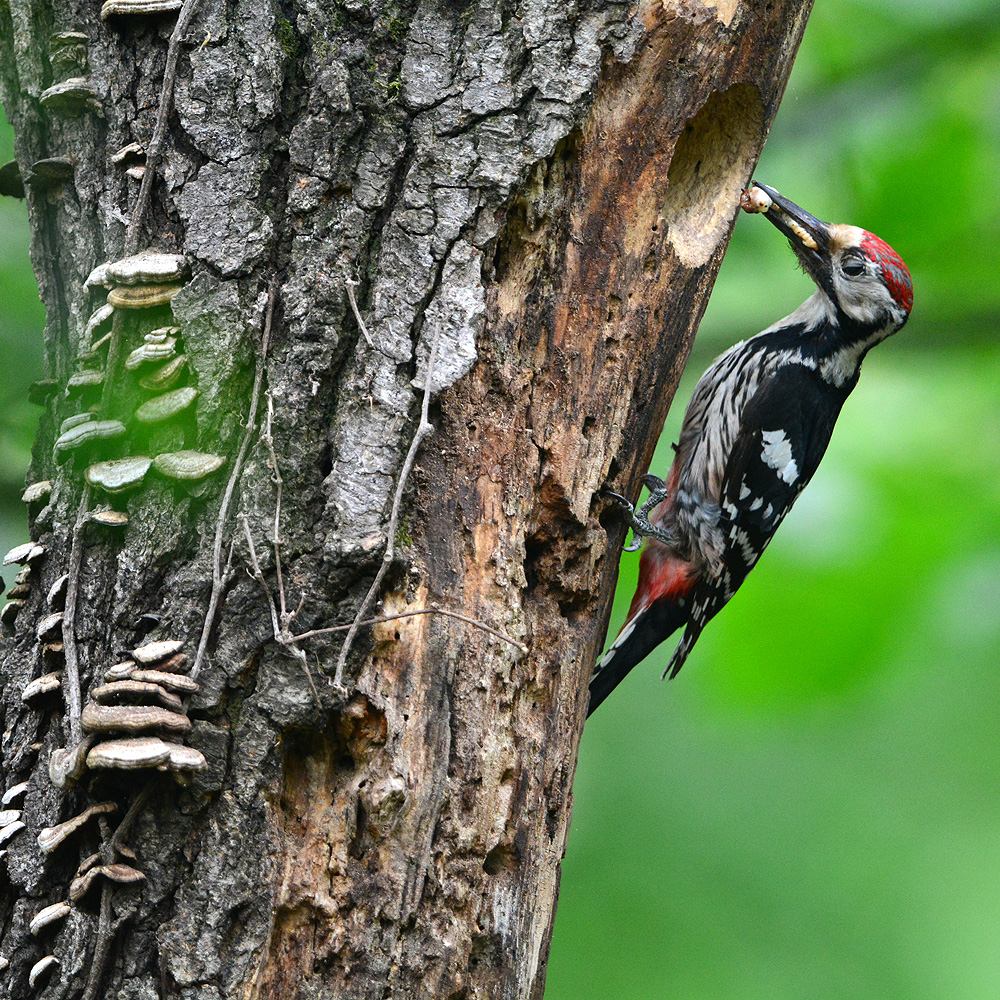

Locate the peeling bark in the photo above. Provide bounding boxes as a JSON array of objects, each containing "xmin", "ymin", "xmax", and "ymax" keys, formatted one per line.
[{"xmin": 0, "ymin": 1, "xmax": 812, "ymax": 997}]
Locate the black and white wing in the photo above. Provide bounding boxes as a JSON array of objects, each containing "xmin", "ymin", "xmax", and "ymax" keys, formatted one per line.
[{"xmin": 663, "ymin": 364, "xmax": 846, "ymax": 679}]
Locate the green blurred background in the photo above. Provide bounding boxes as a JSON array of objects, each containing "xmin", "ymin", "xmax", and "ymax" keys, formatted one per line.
[{"xmin": 1, "ymin": 0, "xmax": 998, "ymax": 995}]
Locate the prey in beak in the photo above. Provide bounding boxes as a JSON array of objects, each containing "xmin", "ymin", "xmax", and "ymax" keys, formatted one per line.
[{"xmin": 741, "ymin": 181, "xmax": 835, "ymax": 300}]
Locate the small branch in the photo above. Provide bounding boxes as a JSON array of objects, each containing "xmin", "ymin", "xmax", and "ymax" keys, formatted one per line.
[
  {"xmin": 292, "ymin": 605, "xmax": 528, "ymax": 654},
  {"xmin": 82, "ymin": 790, "xmax": 152, "ymax": 1000},
  {"xmin": 240, "ymin": 516, "xmax": 282, "ymax": 641},
  {"xmin": 61, "ymin": 487, "xmax": 91, "ymax": 746},
  {"xmin": 82, "ymin": 870, "xmax": 115, "ymax": 1000},
  {"xmin": 125, "ymin": 0, "xmax": 202, "ymax": 254},
  {"xmin": 333, "ymin": 324, "xmax": 443, "ymax": 689},
  {"xmin": 241, "ymin": 517, "xmax": 321, "ymax": 707},
  {"xmin": 344, "ymin": 275, "xmax": 375, "ymax": 350},
  {"xmin": 190, "ymin": 283, "xmax": 277, "ymax": 681}
]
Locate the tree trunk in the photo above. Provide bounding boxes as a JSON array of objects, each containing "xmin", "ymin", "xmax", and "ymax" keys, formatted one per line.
[{"xmin": 0, "ymin": 1, "xmax": 811, "ymax": 997}]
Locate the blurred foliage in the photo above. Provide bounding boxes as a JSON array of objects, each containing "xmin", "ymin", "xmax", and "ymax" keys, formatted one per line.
[
  {"xmin": 0, "ymin": 1, "xmax": 998, "ymax": 996},
  {"xmin": 0, "ymin": 104, "xmax": 44, "ymax": 559},
  {"xmin": 548, "ymin": 1, "xmax": 1000, "ymax": 998}
]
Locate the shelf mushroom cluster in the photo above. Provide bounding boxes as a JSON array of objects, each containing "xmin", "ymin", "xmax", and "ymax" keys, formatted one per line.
[
  {"xmin": 1, "ymin": 541, "xmax": 46, "ymax": 629},
  {"xmin": 51, "ymin": 638, "xmax": 206, "ymax": 788}
]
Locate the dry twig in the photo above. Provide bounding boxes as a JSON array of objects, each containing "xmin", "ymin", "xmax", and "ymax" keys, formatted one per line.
[
  {"xmin": 61, "ymin": 488, "xmax": 91, "ymax": 745},
  {"xmin": 332, "ymin": 324, "xmax": 444, "ymax": 689},
  {"xmin": 82, "ymin": 789, "xmax": 152, "ymax": 1000},
  {"xmin": 125, "ymin": 0, "xmax": 202, "ymax": 254},
  {"xmin": 240, "ymin": 515, "xmax": 320, "ymax": 707},
  {"xmin": 292, "ymin": 605, "xmax": 528, "ymax": 654},
  {"xmin": 344, "ymin": 274, "xmax": 375, "ymax": 350}
]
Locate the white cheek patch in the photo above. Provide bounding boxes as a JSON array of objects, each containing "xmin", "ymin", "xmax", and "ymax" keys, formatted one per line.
[{"xmin": 760, "ymin": 429, "xmax": 799, "ymax": 485}]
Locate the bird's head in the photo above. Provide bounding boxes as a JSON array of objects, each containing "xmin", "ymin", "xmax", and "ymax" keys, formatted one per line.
[{"xmin": 744, "ymin": 181, "xmax": 913, "ymax": 335}]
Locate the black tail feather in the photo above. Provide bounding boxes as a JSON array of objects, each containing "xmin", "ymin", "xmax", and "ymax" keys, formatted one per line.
[{"xmin": 587, "ymin": 599, "xmax": 689, "ymax": 716}]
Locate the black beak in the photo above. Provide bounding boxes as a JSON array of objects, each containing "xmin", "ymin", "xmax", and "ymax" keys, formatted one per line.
[{"xmin": 751, "ymin": 181, "xmax": 835, "ymax": 299}]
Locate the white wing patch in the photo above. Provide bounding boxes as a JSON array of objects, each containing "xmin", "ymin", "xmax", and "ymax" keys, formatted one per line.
[{"xmin": 760, "ymin": 429, "xmax": 799, "ymax": 485}]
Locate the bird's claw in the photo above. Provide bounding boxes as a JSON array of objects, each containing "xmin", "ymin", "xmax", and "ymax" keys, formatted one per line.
[
  {"xmin": 601, "ymin": 481, "xmax": 675, "ymax": 550},
  {"xmin": 600, "ymin": 487, "xmax": 635, "ymax": 512}
]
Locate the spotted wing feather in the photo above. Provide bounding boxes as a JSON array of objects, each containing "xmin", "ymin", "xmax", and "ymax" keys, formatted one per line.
[{"xmin": 663, "ymin": 364, "xmax": 847, "ymax": 679}]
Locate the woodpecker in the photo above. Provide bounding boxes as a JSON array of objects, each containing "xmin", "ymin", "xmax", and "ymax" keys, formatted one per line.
[{"xmin": 589, "ymin": 181, "xmax": 913, "ymax": 716}]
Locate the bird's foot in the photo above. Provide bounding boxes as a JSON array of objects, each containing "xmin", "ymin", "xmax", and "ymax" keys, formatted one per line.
[
  {"xmin": 637, "ymin": 474, "xmax": 670, "ymax": 521},
  {"xmin": 601, "ymin": 480, "xmax": 675, "ymax": 551}
]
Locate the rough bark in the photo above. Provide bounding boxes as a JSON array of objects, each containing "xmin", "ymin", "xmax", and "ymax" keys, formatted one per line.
[{"xmin": 0, "ymin": 1, "xmax": 812, "ymax": 998}]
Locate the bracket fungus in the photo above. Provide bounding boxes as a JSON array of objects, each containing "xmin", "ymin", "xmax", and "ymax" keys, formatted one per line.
[
  {"xmin": 28, "ymin": 955, "xmax": 59, "ymax": 989},
  {"xmin": 102, "ymin": 0, "xmax": 184, "ymax": 17},
  {"xmin": 47, "ymin": 573, "xmax": 69, "ymax": 608},
  {"xmin": 42, "ymin": 642, "xmax": 65, "ymax": 666},
  {"xmin": 3, "ymin": 541, "xmax": 45, "ymax": 565},
  {"xmin": 134, "ymin": 386, "xmax": 198, "ymax": 424},
  {"xmin": 106, "ymin": 251, "xmax": 188, "ymax": 286},
  {"xmin": 35, "ymin": 612, "xmax": 64, "ymax": 642},
  {"xmin": 108, "ymin": 283, "xmax": 181, "ymax": 309},
  {"xmin": 84, "ymin": 456, "xmax": 152, "ymax": 494},
  {"xmin": 49, "ymin": 31, "xmax": 89, "ymax": 77},
  {"xmin": 84, "ymin": 302, "xmax": 114, "ymax": 342},
  {"xmin": 152, "ymin": 652, "xmax": 188, "ymax": 673},
  {"xmin": 92, "ymin": 680, "xmax": 184, "ymax": 713},
  {"xmin": 165, "ymin": 743, "xmax": 207, "ymax": 772},
  {"xmin": 26, "ymin": 157, "xmax": 76, "ymax": 189},
  {"xmin": 66, "ymin": 368, "xmax": 104, "ymax": 392},
  {"xmin": 37, "ymin": 801, "xmax": 118, "ymax": 853},
  {"xmin": 105, "ymin": 661, "xmax": 136, "ymax": 681},
  {"xmin": 81, "ymin": 702, "xmax": 192, "ymax": 736},
  {"xmin": 145, "ymin": 325, "xmax": 181, "ymax": 343},
  {"xmin": 0, "ymin": 160, "xmax": 24, "ymax": 198},
  {"xmin": 59, "ymin": 412, "xmax": 95, "ymax": 434},
  {"xmin": 85, "ymin": 261, "xmax": 112, "ymax": 288},
  {"xmin": 86, "ymin": 736, "xmax": 172, "ymax": 770},
  {"xmin": 111, "ymin": 142, "xmax": 144, "ymax": 164},
  {"xmin": 152, "ymin": 450, "xmax": 225, "ymax": 480},
  {"xmin": 49, "ymin": 737, "xmax": 97, "ymax": 790},
  {"xmin": 21, "ymin": 672, "xmax": 63, "ymax": 704},
  {"xmin": 1, "ymin": 782, "xmax": 28, "ymax": 806},
  {"xmin": 88, "ymin": 509, "xmax": 130, "ymax": 529},
  {"xmin": 28, "ymin": 379, "xmax": 59, "ymax": 405},
  {"xmin": 125, "ymin": 336, "xmax": 177, "ymax": 369},
  {"xmin": 131, "ymin": 669, "xmax": 198, "ymax": 693},
  {"xmin": 0, "ymin": 820, "xmax": 26, "ymax": 846},
  {"xmin": 21, "ymin": 481, "xmax": 52, "ymax": 504},
  {"xmin": 131, "ymin": 638, "xmax": 184, "ymax": 664},
  {"xmin": 139, "ymin": 354, "xmax": 187, "ymax": 391},
  {"xmin": 54, "ymin": 418, "xmax": 126, "ymax": 456},
  {"xmin": 0, "ymin": 809, "xmax": 21, "ymax": 827},
  {"xmin": 29, "ymin": 902, "xmax": 72, "ymax": 936},
  {"xmin": 1, "ymin": 601, "xmax": 25, "ymax": 627},
  {"xmin": 70, "ymin": 863, "xmax": 145, "ymax": 902},
  {"xmin": 39, "ymin": 77, "xmax": 102, "ymax": 117}
]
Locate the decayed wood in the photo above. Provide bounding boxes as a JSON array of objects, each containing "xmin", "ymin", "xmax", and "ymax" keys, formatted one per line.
[{"xmin": 0, "ymin": 1, "xmax": 811, "ymax": 997}]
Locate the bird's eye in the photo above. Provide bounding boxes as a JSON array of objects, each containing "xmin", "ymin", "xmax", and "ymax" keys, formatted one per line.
[{"xmin": 842, "ymin": 259, "xmax": 866, "ymax": 277}]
